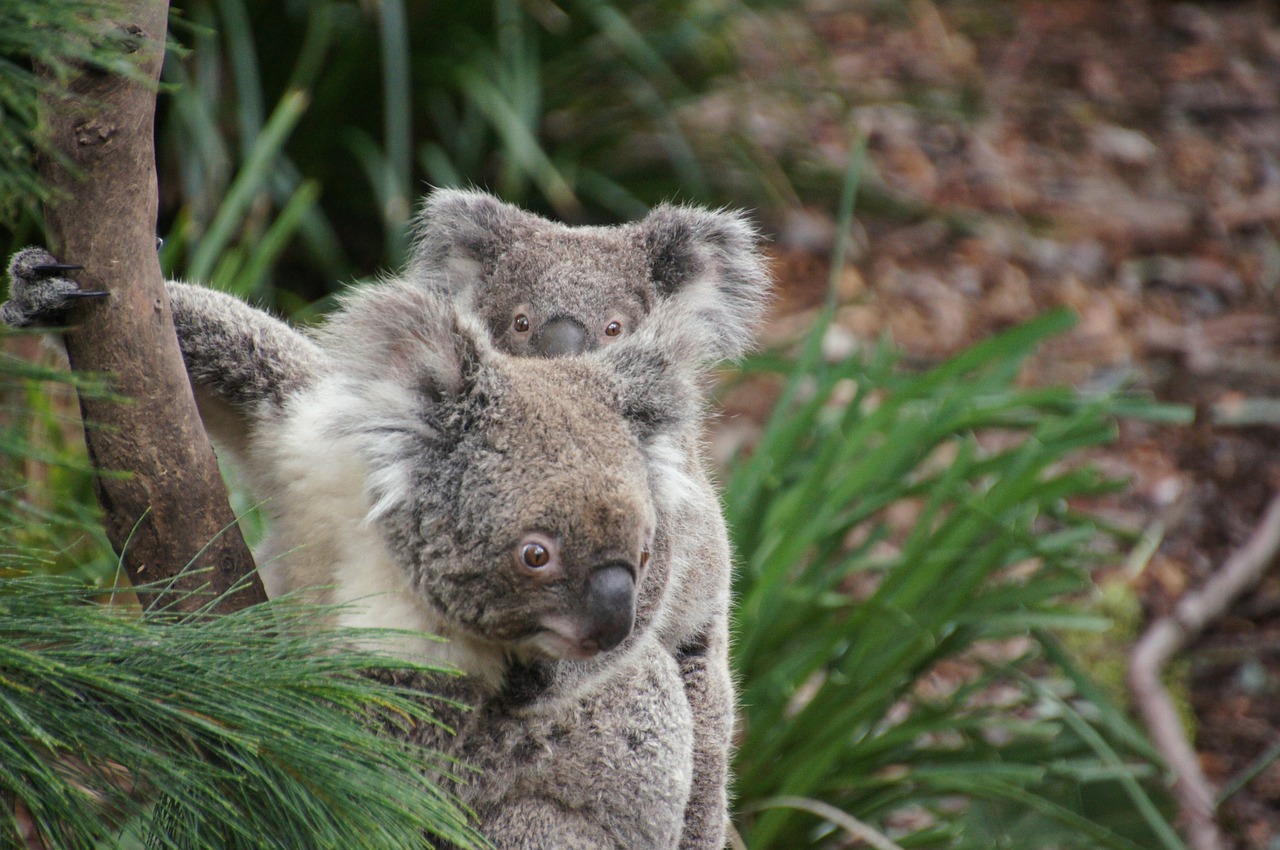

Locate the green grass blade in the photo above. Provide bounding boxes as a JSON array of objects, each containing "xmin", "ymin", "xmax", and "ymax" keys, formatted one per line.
[{"xmin": 189, "ymin": 88, "xmax": 310, "ymax": 284}]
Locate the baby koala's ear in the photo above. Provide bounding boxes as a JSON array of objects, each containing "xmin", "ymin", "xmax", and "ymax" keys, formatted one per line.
[
  {"xmin": 640, "ymin": 203, "xmax": 773, "ymax": 362},
  {"xmin": 408, "ymin": 188, "xmax": 534, "ymax": 290}
]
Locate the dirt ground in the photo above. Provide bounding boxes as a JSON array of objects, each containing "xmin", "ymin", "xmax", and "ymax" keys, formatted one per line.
[{"xmin": 733, "ymin": 1, "xmax": 1280, "ymax": 845}]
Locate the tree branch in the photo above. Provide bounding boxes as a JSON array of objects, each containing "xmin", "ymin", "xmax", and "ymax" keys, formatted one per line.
[
  {"xmin": 1129, "ymin": 490, "xmax": 1280, "ymax": 850},
  {"xmin": 36, "ymin": 0, "xmax": 264, "ymax": 613}
]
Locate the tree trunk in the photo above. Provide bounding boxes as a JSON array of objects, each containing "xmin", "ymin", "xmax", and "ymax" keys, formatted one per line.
[{"xmin": 37, "ymin": 0, "xmax": 265, "ymax": 613}]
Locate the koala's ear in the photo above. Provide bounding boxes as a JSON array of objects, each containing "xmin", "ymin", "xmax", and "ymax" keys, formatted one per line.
[
  {"xmin": 408, "ymin": 189, "xmax": 532, "ymax": 291},
  {"xmin": 603, "ymin": 344, "xmax": 702, "ymax": 443},
  {"xmin": 320, "ymin": 279, "xmax": 487, "ymax": 407},
  {"xmin": 640, "ymin": 203, "xmax": 773, "ymax": 361}
]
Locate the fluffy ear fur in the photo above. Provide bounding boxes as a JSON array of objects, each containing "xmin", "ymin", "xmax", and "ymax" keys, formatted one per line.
[
  {"xmin": 640, "ymin": 203, "xmax": 773, "ymax": 362},
  {"xmin": 593, "ymin": 290, "xmax": 733, "ymax": 447},
  {"xmin": 408, "ymin": 189, "xmax": 536, "ymax": 290},
  {"xmin": 600, "ymin": 343, "xmax": 701, "ymax": 444},
  {"xmin": 308, "ymin": 281, "xmax": 491, "ymax": 525},
  {"xmin": 316, "ymin": 279, "xmax": 486, "ymax": 411}
]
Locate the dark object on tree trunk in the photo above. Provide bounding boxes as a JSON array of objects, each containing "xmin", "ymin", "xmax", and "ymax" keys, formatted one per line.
[{"xmin": 35, "ymin": 0, "xmax": 264, "ymax": 614}]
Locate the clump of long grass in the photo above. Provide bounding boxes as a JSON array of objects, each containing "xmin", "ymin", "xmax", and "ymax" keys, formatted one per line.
[{"xmin": 727, "ymin": 306, "xmax": 1188, "ymax": 849}]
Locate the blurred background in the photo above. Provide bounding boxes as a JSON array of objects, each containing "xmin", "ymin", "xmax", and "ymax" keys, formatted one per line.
[{"xmin": 4, "ymin": 1, "xmax": 1280, "ymax": 848}]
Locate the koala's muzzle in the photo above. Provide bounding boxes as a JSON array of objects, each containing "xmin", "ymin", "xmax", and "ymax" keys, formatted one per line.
[
  {"xmin": 584, "ymin": 563, "xmax": 636, "ymax": 652},
  {"xmin": 532, "ymin": 315, "xmax": 589, "ymax": 357}
]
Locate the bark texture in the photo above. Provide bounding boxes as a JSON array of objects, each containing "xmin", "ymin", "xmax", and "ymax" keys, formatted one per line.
[{"xmin": 37, "ymin": 0, "xmax": 265, "ymax": 612}]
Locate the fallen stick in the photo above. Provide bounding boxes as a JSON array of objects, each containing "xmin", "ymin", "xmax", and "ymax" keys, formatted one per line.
[{"xmin": 1129, "ymin": 491, "xmax": 1280, "ymax": 850}]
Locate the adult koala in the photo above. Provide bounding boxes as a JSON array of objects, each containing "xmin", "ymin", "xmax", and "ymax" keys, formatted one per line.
[
  {"xmin": 4, "ymin": 208, "xmax": 768, "ymax": 847},
  {"xmin": 410, "ymin": 190, "xmax": 770, "ymax": 850}
]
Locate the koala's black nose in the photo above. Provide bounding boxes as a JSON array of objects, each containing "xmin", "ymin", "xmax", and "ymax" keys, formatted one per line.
[
  {"xmin": 584, "ymin": 564, "xmax": 636, "ymax": 652},
  {"xmin": 532, "ymin": 316, "xmax": 589, "ymax": 357}
]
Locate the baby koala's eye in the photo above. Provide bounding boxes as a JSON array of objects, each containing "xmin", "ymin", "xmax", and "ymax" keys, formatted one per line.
[
  {"xmin": 514, "ymin": 314, "xmax": 531, "ymax": 333},
  {"xmin": 521, "ymin": 542, "xmax": 550, "ymax": 568},
  {"xmin": 604, "ymin": 320, "xmax": 622, "ymax": 337},
  {"xmin": 639, "ymin": 544, "xmax": 650, "ymax": 569}
]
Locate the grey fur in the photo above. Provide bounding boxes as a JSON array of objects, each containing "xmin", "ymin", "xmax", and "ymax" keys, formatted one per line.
[
  {"xmin": 411, "ymin": 189, "xmax": 770, "ymax": 365},
  {"xmin": 2, "ymin": 248, "xmax": 105, "ymax": 328},
  {"xmin": 410, "ymin": 190, "xmax": 771, "ymax": 849},
  {"xmin": 3, "ymin": 226, "xmax": 771, "ymax": 848}
]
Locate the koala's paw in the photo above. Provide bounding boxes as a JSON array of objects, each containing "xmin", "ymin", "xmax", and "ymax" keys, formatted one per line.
[{"xmin": 3, "ymin": 247, "xmax": 107, "ymax": 329}]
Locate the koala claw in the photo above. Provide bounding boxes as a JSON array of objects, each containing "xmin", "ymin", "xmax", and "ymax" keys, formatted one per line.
[
  {"xmin": 31, "ymin": 262, "xmax": 84, "ymax": 275},
  {"xmin": 4, "ymin": 247, "xmax": 107, "ymax": 329}
]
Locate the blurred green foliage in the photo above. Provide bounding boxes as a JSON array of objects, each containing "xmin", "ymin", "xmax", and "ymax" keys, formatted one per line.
[
  {"xmin": 0, "ymin": 343, "xmax": 116, "ymax": 585},
  {"xmin": 5, "ymin": 1, "xmax": 775, "ymax": 303},
  {"xmin": 151, "ymin": 0, "xmax": 769, "ymax": 305}
]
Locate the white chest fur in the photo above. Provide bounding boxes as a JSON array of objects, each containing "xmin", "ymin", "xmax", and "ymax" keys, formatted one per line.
[{"xmin": 247, "ymin": 381, "xmax": 506, "ymax": 687}]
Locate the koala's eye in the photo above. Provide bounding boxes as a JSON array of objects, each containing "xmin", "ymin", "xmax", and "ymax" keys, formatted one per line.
[
  {"xmin": 521, "ymin": 542, "xmax": 550, "ymax": 568},
  {"xmin": 639, "ymin": 544, "xmax": 650, "ymax": 569},
  {"xmin": 604, "ymin": 321, "xmax": 622, "ymax": 337},
  {"xmin": 513, "ymin": 314, "xmax": 531, "ymax": 333}
]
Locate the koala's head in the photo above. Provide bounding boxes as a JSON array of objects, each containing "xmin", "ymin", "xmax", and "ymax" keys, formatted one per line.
[
  {"xmin": 316, "ymin": 281, "xmax": 706, "ymax": 662},
  {"xmin": 408, "ymin": 188, "xmax": 771, "ymax": 363}
]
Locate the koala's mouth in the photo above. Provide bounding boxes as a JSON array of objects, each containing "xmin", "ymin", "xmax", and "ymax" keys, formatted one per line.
[{"xmin": 524, "ymin": 619, "xmax": 614, "ymax": 661}]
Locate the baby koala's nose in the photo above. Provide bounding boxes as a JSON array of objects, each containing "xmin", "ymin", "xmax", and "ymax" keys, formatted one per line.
[{"xmin": 532, "ymin": 316, "xmax": 589, "ymax": 357}]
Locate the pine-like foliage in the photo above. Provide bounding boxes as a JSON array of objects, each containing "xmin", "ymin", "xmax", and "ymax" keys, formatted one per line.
[{"xmin": 0, "ymin": 577, "xmax": 485, "ymax": 850}]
